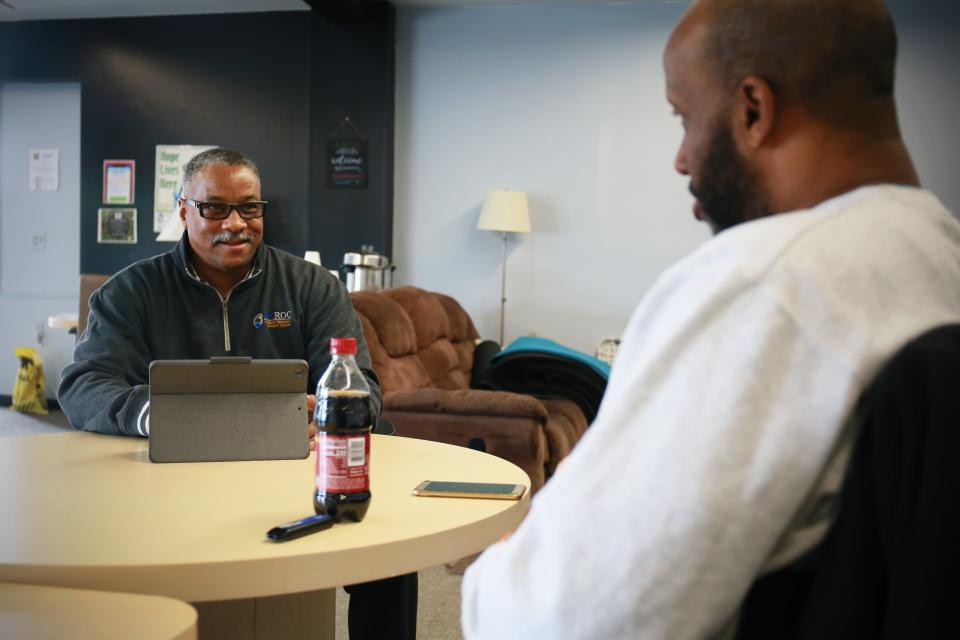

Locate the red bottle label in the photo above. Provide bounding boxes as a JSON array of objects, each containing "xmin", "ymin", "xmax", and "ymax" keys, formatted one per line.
[{"xmin": 316, "ymin": 433, "xmax": 370, "ymax": 493}]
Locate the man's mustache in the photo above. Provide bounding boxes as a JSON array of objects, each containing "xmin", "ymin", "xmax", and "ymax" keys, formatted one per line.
[{"xmin": 212, "ymin": 232, "xmax": 256, "ymax": 245}]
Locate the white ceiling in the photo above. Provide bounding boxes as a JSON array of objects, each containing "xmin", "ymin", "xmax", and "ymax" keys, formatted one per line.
[
  {"xmin": 0, "ymin": 0, "xmax": 668, "ymax": 22},
  {"xmin": 391, "ymin": 0, "xmax": 668, "ymax": 6},
  {"xmin": 0, "ymin": 0, "xmax": 310, "ymax": 22}
]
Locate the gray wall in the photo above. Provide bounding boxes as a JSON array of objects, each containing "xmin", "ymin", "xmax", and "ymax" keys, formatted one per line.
[
  {"xmin": 393, "ymin": 1, "xmax": 960, "ymax": 354},
  {"xmin": 891, "ymin": 0, "xmax": 960, "ymax": 207},
  {"xmin": 0, "ymin": 83, "xmax": 81, "ymax": 400}
]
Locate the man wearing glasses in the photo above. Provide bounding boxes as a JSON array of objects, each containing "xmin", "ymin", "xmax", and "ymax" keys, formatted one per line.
[
  {"xmin": 59, "ymin": 147, "xmax": 376, "ymax": 438},
  {"xmin": 59, "ymin": 147, "xmax": 417, "ymax": 639}
]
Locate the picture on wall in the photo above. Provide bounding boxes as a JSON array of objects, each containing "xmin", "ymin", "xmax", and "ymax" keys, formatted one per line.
[
  {"xmin": 154, "ymin": 144, "xmax": 216, "ymax": 236},
  {"xmin": 102, "ymin": 159, "xmax": 135, "ymax": 204},
  {"xmin": 97, "ymin": 208, "xmax": 138, "ymax": 244},
  {"xmin": 327, "ymin": 117, "xmax": 368, "ymax": 189}
]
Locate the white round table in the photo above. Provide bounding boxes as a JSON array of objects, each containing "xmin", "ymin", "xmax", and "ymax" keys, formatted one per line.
[
  {"xmin": 0, "ymin": 582, "xmax": 197, "ymax": 640},
  {"xmin": 0, "ymin": 432, "xmax": 529, "ymax": 639}
]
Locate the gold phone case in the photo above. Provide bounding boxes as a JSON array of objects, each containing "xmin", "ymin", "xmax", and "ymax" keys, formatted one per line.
[{"xmin": 412, "ymin": 480, "xmax": 525, "ymax": 500}]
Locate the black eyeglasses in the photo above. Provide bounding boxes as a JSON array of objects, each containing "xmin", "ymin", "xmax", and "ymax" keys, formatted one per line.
[{"xmin": 182, "ymin": 196, "xmax": 268, "ymax": 220}]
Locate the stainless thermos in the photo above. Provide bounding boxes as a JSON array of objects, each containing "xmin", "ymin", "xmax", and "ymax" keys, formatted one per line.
[{"xmin": 341, "ymin": 246, "xmax": 395, "ymax": 292}]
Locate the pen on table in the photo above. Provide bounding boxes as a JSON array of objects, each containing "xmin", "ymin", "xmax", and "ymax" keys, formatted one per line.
[{"xmin": 267, "ymin": 514, "xmax": 334, "ymax": 541}]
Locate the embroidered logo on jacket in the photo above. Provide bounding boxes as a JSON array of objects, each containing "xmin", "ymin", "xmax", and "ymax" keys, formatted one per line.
[{"xmin": 253, "ymin": 310, "xmax": 294, "ymax": 330}]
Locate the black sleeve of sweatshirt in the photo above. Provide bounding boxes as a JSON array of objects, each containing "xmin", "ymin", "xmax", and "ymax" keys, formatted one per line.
[
  {"xmin": 302, "ymin": 266, "xmax": 383, "ymax": 421},
  {"xmin": 58, "ymin": 272, "xmax": 153, "ymax": 436}
]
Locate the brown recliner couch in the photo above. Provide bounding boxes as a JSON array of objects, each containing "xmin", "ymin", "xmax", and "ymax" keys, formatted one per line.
[{"xmin": 350, "ymin": 286, "xmax": 588, "ymax": 494}]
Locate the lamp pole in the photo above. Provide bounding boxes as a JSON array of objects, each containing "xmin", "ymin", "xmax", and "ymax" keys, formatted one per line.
[
  {"xmin": 498, "ymin": 230, "xmax": 507, "ymax": 346},
  {"xmin": 477, "ymin": 189, "xmax": 530, "ymax": 347}
]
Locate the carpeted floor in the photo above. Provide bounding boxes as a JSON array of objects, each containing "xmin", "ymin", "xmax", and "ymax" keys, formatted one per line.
[{"xmin": 1, "ymin": 405, "xmax": 465, "ymax": 639}]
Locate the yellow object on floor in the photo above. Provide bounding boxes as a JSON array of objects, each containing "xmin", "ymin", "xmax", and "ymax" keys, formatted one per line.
[{"xmin": 12, "ymin": 347, "xmax": 48, "ymax": 416}]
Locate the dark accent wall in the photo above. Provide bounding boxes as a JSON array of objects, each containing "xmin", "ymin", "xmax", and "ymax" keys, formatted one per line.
[
  {"xmin": 310, "ymin": 6, "xmax": 395, "ymax": 267},
  {"xmin": 0, "ymin": 7, "xmax": 394, "ymax": 275}
]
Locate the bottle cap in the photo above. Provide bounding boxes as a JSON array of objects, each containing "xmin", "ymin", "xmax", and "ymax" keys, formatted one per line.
[{"xmin": 330, "ymin": 337, "xmax": 357, "ymax": 355}]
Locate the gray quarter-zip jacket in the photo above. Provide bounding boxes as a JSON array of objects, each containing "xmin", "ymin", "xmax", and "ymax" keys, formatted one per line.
[{"xmin": 58, "ymin": 234, "xmax": 381, "ymax": 436}]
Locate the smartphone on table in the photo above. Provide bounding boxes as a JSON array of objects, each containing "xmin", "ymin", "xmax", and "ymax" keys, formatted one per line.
[{"xmin": 412, "ymin": 480, "xmax": 526, "ymax": 500}]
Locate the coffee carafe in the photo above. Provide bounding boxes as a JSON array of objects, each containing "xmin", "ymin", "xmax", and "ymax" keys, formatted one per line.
[{"xmin": 341, "ymin": 246, "xmax": 394, "ymax": 292}]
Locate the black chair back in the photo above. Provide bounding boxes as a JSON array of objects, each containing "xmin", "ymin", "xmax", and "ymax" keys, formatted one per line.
[{"xmin": 737, "ymin": 324, "xmax": 960, "ymax": 639}]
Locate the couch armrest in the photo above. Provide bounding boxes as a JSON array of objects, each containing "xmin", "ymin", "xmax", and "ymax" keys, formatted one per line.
[{"xmin": 384, "ymin": 388, "xmax": 549, "ymax": 421}]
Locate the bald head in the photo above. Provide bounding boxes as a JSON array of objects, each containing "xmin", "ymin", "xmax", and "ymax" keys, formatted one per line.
[
  {"xmin": 663, "ymin": 0, "xmax": 917, "ymax": 232},
  {"xmin": 679, "ymin": 0, "xmax": 897, "ymax": 119}
]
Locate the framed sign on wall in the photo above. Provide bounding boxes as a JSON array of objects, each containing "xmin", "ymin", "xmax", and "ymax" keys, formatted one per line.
[
  {"xmin": 154, "ymin": 144, "xmax": 216, "ymax": 236},
  {"xmin": 103, "ymin": 159, "xmax": 135, "ymax": 204},
  {"xmin": 97, "ymin": 208, "xmax": 138, "ymax": 244},
  {"xmin": 327, "ymin": 117, "xmax": 368, "ymax": 189}
]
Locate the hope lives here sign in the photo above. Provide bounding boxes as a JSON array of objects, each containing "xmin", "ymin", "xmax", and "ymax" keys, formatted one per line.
[{"xmin": 154, "ymin": 145, "xmax": 215, "ymax": 233}]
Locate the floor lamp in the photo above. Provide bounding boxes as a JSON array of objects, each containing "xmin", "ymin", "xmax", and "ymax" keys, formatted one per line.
[{"xmin": 477, "ymin": 189, "xmax": 531, "ymax": 346}]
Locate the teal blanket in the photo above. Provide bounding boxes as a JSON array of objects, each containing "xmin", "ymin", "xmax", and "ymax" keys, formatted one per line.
[{"xmin": 489, "ymin": 336, "xmax": 610, "ymax": 422}]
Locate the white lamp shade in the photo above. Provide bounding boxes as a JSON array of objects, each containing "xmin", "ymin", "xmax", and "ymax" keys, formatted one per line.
[{"xmin": 477, "ymin": 190, "xmax": 531, "ymax": 233}]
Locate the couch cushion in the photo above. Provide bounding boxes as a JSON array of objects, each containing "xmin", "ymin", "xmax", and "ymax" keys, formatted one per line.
[
  {"xmin": 435, "ymin": 293, "xmax": 474, "ymax": 342},
  {"xmin": 418, "ymin": 340, "xmax": 465, "ymax": 390},
  {"xmin": 354, "ymin": 286, "xmax": 479, "ymax": 390},
  {"xmin": 351, "ymin": 290, "xmax": 432, "ymax": 391},
  {"xmin": 383, "ymin": 287, "xmax": 450, "ymax": 349},
  {"xmin": 352, "ymin": 291, "xmax": 418, "ymax": 357}
]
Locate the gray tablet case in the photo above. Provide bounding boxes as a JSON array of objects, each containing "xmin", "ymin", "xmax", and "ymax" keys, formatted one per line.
[{"xmin": 148, "ymin": 357, "xmax": 310, "ymax": 463}]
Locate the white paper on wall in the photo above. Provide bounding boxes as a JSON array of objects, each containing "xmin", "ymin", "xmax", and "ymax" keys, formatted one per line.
[
  {"xmin": 154, "ymin": 144, "xmax": 215, "ymax": 237},
  {"xmin": 29, "ymin": 149, "xmax": 59, "ymax": 191}
]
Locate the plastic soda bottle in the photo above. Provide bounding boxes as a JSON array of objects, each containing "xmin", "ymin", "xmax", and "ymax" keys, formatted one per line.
[{"xmin": 314, "ymin": 337, "xmax": 372, "ymax": 522}]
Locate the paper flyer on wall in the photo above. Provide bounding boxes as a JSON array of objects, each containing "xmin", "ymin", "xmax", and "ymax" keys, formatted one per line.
[
  {"xmin": 154, "ymin": 144, "xmax": 215, "ymax": 238},
  {"xmin": 29, "ymin": 149, "xmax": 59, "ymax": 191}
]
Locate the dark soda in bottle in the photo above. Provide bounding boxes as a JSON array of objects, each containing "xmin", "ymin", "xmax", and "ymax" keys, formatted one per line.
[{"xmin": 314, "ymin": 337, "xmax": 372, "ymax": 522}]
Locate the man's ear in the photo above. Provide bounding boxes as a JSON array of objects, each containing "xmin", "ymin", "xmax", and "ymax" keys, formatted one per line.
[
  {"xmin": 734, "ymin": 75, "xmax": 775, "ymax": 149},
  {"xmin": 178, "ymin": 198, "xmax": 188, "ymax": 225}
]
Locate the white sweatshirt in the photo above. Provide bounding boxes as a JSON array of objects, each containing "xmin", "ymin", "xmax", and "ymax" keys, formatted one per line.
[{"xmin": 461, "ymin": 186, "xmax": 960, "ymax": 640}]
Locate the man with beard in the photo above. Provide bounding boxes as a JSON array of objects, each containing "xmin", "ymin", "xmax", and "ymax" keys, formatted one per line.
[
  {"xmin": 59, "ymin": 147, "xmax": 417, "ymax": 639},
  {"xmin": 461, "ymin": 1, "xmax": 960, "ymax": 638}
]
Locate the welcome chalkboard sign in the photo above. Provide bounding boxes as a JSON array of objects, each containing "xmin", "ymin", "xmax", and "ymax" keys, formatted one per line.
[{"xmin": 327, "ymin": 117, "xmax": 368, "ymax": 189}]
